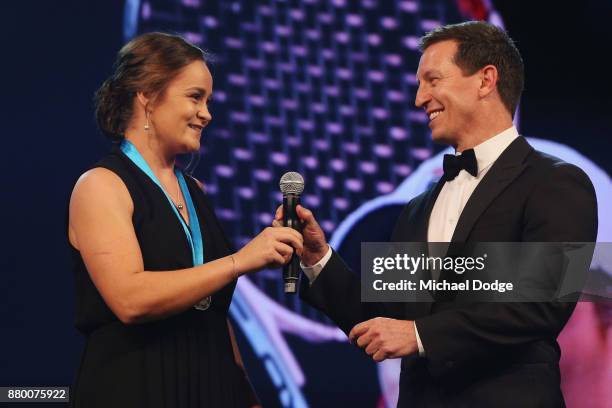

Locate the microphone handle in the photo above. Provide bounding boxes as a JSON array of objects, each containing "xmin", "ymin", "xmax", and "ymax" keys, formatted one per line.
[{"xmin": 282, "ymin": 194, "xmax": 301, "ymax": 293}]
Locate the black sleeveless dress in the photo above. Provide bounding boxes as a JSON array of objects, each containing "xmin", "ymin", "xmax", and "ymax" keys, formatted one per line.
[{"xmin": 70, "ymin": 149, "xmax": 252, "ymax": 407}]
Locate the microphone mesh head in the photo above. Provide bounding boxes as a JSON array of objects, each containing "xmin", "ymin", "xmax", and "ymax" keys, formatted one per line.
[{"xmin": 279, "ymin": 172, "xmax": 305, "ymax": 195}]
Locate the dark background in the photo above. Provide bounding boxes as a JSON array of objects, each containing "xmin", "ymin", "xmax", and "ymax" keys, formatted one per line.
[{"xmin": 1, "ymin": 0, "xmax": 610, "ymax": 404}]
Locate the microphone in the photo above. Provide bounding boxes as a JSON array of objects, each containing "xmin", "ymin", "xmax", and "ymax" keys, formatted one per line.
[{"xmin": 279, "ymin": 172, "xmax": 305, "ymax": 294}]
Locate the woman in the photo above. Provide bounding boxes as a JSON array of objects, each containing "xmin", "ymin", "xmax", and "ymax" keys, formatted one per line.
[{"xmin": 68, "ymin": 32, "xmax": 302, "ymax": 407}]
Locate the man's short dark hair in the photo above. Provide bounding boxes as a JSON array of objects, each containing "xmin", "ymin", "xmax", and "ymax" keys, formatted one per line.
[{"xmin": 419, "ymin": 21, "xmax": 524, "ymax": 117}]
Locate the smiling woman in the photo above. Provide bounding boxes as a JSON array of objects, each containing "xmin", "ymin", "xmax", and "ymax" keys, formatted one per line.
[
  {"xmin": 67, "ymin": 32, "xmax": 303, "ymax": 408},
  {"xmin": 130, "ymin": 58, "xmax": 212, "ymax": 156}
]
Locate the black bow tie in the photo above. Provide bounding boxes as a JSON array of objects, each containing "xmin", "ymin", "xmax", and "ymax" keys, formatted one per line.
[{"xmin": 443, "ymin": 149, "xmax": 478, "ymax": 181}]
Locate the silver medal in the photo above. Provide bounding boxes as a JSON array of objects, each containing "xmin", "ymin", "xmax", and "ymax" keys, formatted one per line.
[{"xmin": 194, "ymin": 296, "xmax": 212, "ymax": 311}]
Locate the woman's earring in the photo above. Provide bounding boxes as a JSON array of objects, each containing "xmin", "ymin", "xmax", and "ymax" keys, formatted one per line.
[{"xmin": 144, "ymin": 112, "xmax": 150, "ymax": 131}]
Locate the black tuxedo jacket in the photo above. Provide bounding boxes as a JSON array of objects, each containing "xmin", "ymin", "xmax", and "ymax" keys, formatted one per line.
[{"xmin": 301, "ymin": 137, "xmax": 598, "ymax": 407}]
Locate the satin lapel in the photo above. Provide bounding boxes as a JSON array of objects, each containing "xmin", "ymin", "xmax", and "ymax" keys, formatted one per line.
[
  {"xmin": 391, "ymin": 177, "xmax": 445, "ymax": 242},
  {"xmin": 418, "ymin": 176, "xmax": 446, "ymax": 242},
  {"xmin": 450, "ymin": 136, "xmax": 533, "ymax": 243},
  {"xmin": 397, "ymin": 177, "xmax": 445, "ymax": 317},
  {"xmin": 412, "ymin": 176, "xmax": 447, "ymax": 242}
]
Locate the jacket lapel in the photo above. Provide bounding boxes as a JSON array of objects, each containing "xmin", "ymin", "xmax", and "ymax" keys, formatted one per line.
[
  {"xmin": 395, "ymin": 177, "xmax": 446, "ymax": 317},
  {"xmin": 391, "ymin": 177, "xmax": 446, "ymax": 242},
  {"xmin": 450, "ymin": 136, "xmax": 532, "ymax": 243},
  {"xmin": 422, "ymin": 177, "xmax": 447, "ymax": 241}
]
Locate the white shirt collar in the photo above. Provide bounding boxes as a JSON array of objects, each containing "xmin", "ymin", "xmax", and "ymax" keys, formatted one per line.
[{"xmin": 458, "ymin": 126, "xmax": 519, "ymax": 176}]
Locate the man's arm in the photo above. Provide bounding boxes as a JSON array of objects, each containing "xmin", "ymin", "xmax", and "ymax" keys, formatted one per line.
[
  {"xmin": 300, "ymin": 243, "xmax": 392, "ymax": 335},
  {"xmin": 274, "ymin": 205, "xmax": 409, "ymax": 335}
]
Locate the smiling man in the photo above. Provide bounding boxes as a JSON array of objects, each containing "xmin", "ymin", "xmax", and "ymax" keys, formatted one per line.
[
  {"xmin": 415, "ymin": 26, "xmax": 524, "ymax": 152},
  {"xmin": 281, "ymin": 21, "xmax": 598, "ymax": 407}
]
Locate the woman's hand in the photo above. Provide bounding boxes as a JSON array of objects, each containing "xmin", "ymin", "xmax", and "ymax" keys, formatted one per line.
[{"xmin": 234, "ymin": 227, "xmax": 303, "ymax": 275}]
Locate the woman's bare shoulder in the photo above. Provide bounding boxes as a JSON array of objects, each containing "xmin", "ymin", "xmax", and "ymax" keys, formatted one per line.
[
  {"xmin": 70, "ymin": 167, "xmax": 133, "ymax": 215},
  {"xmin": 68, "ymin": 168, "xmax": 134, "ymax": 248}
]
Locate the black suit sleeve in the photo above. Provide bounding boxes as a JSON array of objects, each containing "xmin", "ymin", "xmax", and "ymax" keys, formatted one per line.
[
  {"xmin": 415, "ymin": 163, "xmax": 598, "ymax": 378},
  {"xmin": 299, "ymin": 202, "xmax": 417, "ymax": 335},
  {"xmin": 299, "ymin": 250, "xmax": 381, "ymax": 335}
]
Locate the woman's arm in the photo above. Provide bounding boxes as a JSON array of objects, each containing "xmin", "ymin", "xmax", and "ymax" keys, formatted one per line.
[
  {"xmin": 68, "ymin": 168, "xmax": 302, "ymax": 324},
  {"xmin": 227, "ymin": 320, "xmax": 261, "ymax": 408}
]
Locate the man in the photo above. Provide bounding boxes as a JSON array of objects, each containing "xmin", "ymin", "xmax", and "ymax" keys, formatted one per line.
[{"xmin": 275, "ymin": 21, "xmax": 598, "ymax": 406}]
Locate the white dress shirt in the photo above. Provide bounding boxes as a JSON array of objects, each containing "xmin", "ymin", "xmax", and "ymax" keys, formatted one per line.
[
  {"xmin": 302, "ymin": 126, "xmax": 520, "ymax": 356},
  {"xmin": 427, "ymin": 126, "xmax": 519, "ymax": 242}
]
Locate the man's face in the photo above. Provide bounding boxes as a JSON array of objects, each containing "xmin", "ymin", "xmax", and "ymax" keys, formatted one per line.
[{"xmin": 415, "ymin": 40, "xmax": 481, "ymax": 146}]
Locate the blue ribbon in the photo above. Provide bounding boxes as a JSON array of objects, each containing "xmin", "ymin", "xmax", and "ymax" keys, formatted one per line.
[{"xmin": 119, "ymin": 140, "xmax": 204, "ymax": 266}]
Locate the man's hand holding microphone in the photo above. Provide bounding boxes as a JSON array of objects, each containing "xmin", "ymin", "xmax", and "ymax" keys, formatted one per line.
[
  {"xmin": 272, "ymin": 204, "xmax": 329, "ymax": 267},
  {"xmin": 271, "ymin": 172, "xmax": 418, "ymax": 361}
]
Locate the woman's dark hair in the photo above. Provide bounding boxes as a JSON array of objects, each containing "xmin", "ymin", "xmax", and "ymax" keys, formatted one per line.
[
  {"xmin": 95, "ymin": 32, "xmax": 206, "ymax": 140},
  {"xmin": 419, "ymin": 21, "xmax": 524, "ymax": 118}
]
